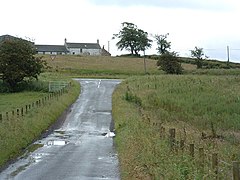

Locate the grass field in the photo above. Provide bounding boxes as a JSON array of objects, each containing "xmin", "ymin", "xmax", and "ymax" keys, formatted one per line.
[
  {"xmin": 0, "ymin": 76, "xmax": 80, "ymax": 169},
  {"xmin": 112, "ymin": 75, "xmax": 240, "ymax": 179},
  {"xmin": 1, "ymin": 55, "xmax": 240, "ymax": 177},
  {"xmin": 41, "ymin": 55, "xmax": 162, "ymax": 77}
]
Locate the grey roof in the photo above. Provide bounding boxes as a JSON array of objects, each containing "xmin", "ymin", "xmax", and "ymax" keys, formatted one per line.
[
  {"xmin": 35, "ymin": 45, "xmax": 69, "ymax": 52},
  {"xmin": 66, "ymin": 43, "xmax": 101, "ymax": 49}
]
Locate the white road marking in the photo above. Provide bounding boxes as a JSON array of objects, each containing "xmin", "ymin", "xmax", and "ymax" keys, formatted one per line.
[{"xmin": 97, "ymin": 80, "xmax": 101, "ymax": 88}]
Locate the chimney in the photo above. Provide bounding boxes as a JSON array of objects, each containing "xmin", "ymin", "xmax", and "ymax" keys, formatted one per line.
[
  {"xmin": 64, "ymin": 38, "xmax": 67, "ymax": 44},
  {"xmin": 97, "ymin": 39, "xmax": 99, "ymax": 44}
]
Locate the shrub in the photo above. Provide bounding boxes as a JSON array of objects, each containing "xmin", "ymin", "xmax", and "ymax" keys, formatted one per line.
[{"xmin": 157, "ymin": 53, "xmax": 183, "ymax": 74}]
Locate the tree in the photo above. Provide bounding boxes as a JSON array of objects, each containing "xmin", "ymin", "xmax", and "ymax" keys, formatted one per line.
[
  {"xmin": 113, "ymin": 22, "xmax": 152, "ymax": 55},
  {"xmin": 0, "ymin": 38, "xmax": 46, "ymax": 91},
  {"xmin": 190, "ymin": 46, "xmax": 208, "ymax": 69},
  {"xmin": 157, "ymin": 52, "xmax": 183, "ymax": 74},
  {"xmin": 154, "ymin": 33, "xmax": 171, "ymax": 55}
]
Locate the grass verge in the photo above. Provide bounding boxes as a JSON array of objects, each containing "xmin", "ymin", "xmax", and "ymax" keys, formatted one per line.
[
  {"xmin": 0, "ymin": 80, "xmax": 80, "ymax": 168},
  {"xmin": 113, "ymin": 75, "xmax": 240, "ymax": 179}
]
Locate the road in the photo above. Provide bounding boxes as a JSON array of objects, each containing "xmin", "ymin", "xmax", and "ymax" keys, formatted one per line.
[{"xmin": 0, "ymin": 79, "xmax": 121, "ymax": 180}]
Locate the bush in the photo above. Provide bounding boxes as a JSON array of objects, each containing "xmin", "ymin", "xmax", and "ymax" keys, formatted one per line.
[
  {"xmin": 157, "ymin": 53, "xmax": 183, "ymax": 74},
  {"xmin": 0, "ymin": 38, "xmax": 46, "ymax": 91}
]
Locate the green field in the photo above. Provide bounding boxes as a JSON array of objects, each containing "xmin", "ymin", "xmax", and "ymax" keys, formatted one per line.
[
  {"xmin": 0, "ymin": 75, "xmax": 80, "ymax": 168},
  {"xmin": 113, "ymin": 75, "xmax": 240, "ymax": 179},
  {"xmin": 1, "ymin": 55, "xmax": 240, "ymax": 178},
  {"xmin": 41, "ymin": 55, "xmax": 162, "ymax": 78}
]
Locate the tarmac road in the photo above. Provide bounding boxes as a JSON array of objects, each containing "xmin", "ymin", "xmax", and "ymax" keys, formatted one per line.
[{"xmin": 0, "ymin": 79, "xmax": 121, "ymax": 180}]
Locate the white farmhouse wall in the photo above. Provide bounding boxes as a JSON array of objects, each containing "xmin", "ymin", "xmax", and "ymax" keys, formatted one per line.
[
  {"xmin": 69, "ymin": 48, "xmax": 101, "ymax": 55},
  {"xmin": 82, "ymin": 49, "xmax": 101, "ymax": 56},
  {"xmin": 69, "ymin": 48, "xmax": 81, "ymax": 55}
]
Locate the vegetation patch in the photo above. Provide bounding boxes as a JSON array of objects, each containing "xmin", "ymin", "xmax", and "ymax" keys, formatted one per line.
[
  {"xmin": 113, "ymin": 75, "xmax": 240, "ymax": 179},
  {"xmin": 0, "ymin": 80, "xmax": 80, "ymax": 168}
]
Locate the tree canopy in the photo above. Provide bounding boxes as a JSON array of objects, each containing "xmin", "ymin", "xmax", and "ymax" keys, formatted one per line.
[
  {"xmin": 157, "ymin": 52, "xmax": 183, "ymax": 74},
  {"xmin": 154, "ymin": 33, "xmax": 171, "ymax": 55},
  {"xmin": 190, "ymin": 46, "xmax": 208, "ymax": 69},
  {"xmin": 113, "ymin": 22, "xmax": 152, "ymax": 55},
  {"xmin": 0, "ymin": 38, "xmax": 46, "ymax": 91}
]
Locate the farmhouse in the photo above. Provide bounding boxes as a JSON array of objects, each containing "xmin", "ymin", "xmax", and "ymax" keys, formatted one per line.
[
  {"xmin": 0, "ymin": 35, "xmax": 111, "ymax": 56},
  {"xmin": 35, "ymin": 44, "xmax": 69, "ymax": 55},
  {"xmin": 36, "ymin": 38, "xmax": 110, "ymax": 56}
]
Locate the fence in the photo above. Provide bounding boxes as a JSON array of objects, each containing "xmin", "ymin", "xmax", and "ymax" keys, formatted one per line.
[
  {"xmin": 0, "ymin": 82, "xmax": 71, "ymax": 123},
  {"xmin": 48, "ymin": 81, "xmax": 69, "ymax": 92},
  {"xmin": 125, "ymin": 82, "xmax": 240, "ymax": 179},
  {"xmin": 139, "ymin": 107, "xmax": 240, "ymax": 179}
]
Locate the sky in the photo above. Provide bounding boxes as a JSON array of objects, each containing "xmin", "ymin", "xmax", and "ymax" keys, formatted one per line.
[{"xmin": 0, "ymin": 0, "xmax": 240, "ymax": 61}]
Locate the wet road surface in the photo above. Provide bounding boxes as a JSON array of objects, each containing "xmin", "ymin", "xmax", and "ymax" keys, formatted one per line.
[{"xmin": 0, "ymin": 79, "xmax": 121, "ymax": 180}]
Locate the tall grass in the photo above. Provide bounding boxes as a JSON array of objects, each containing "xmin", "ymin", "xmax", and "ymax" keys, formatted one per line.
[
  {"xmin": 41, "ymin": 55, "xmax": 162, "ymax": 77},
  {"xmin": 0, "ymin": 81, "xmax": 80, "ymax": 168},
  {"xmin": 113, "ymin": 75, "xmax": 240, "ymax": 179}
]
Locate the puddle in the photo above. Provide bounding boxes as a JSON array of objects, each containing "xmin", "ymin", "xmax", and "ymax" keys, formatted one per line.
[
  {"xmin": 54, "ymin": 130, "xmax": 65, "ymax": 134},
  {"xmin": 47, "ymin": 140, "xmax": 68, "ymax": 146},
  {"xmin": 30, "ymin": 153, "xmax": 49, "ymax": 163},
  {"xmin": 102, "ymin": 132, "xmax": 115, "ymax": 138}
]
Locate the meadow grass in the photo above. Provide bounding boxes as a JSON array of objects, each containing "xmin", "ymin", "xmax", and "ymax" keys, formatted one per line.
[
  {"xmin": 41, "ymin": 55, "xmax": 162, "ymax": 77},
  {"xmin": 113, "ymin": 75, "xmax": 240, "ymax": 179}
]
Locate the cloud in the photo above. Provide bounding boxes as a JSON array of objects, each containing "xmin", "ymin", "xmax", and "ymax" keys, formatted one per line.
[{"xmin": 88, "ymin": 0, "xmax": 233, "ymax": 11}]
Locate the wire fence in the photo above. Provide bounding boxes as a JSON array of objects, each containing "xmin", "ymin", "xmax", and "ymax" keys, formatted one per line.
[
  {"xmin": 0, "ymin": 82, "xmax": 72, "ymax": 123},
  {"xmin": 141, "ymin": 115, "xmax": 240, "ymax": 179}
]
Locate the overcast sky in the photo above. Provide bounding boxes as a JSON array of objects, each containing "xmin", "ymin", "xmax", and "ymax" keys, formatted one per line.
[{"xmin": 1, "ymin": 0, "xmax": 240, "ymax": 61}]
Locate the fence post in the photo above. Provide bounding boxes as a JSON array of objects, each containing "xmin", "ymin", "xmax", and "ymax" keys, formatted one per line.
[
  {"xmin": 160, "ymin": 126, "xmax": 165, "ymax": 138},
  {"xmin": 212, "ymin": 153, "xmax": 218, "ymax": 176},
  {"xmin": 169, "ymin": 128, "xmax": 176, "ymax": 151},
  {"xmin": 25, "ymin": 105, "xmax": 28, "ymax": 114},
  {"xmin": 180, "ymin": 140, "xmax": 185, "ymax": 151},
  {"xmin": 190, "ymin": 144, "xmax": 195, "ymax": 157},
  {"xmin": 0, "ymin": 114, "xmax": 2, "ymax": 122},
  {"xmin": 21, "ymin": 108, "xmax": 24, "ymax": 116},
  {"xmin": 6, "ymin": 112, "xmax": 9, "ymax": 120},
  {"xmin": 233, "ymin": 161, "xmax": 240, "ymax": 180},
  {"xmin": 199, "ymin": 148, "xmax": 204, "ymax": 170},
  {"xmin": 17, "ymin": 109, "xmax": 20, "ymax": 117}
]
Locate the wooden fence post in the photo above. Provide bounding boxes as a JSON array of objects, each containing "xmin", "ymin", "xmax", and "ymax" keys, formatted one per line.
[
  {"xmin": 21, "ymin": 108, "xmax": 24, "ymax": 116},
  {"xmin": 190, "ymin": 144, "xmax": 195, "ymax": 157},
  {"xmin": 212, "ymin": 153, "xmax": 218, "ymax": 176},
  {"xmin": 233, "ymin": 161, "xmax": 240, "ymax": 180},
  {"xmin": 17, "ymin": 109, "xmax": 20, "ymax": 117},
  {"xmin": 169, "ymin": 128, "xmax": 176, "ymax": 151},
  {"xmin": 26, "ymin": 105, "xmax": 28, "ymax": 113},
  {"xmin": 199, "ymin": 148, "xmax": 204, "ymax": 170},
  {"xmin": 0, "ymin": 114, "xmax": 2, "ymax": 122},
  {"xmin": 180, "ymin": 140, "xmax": 185, "ymax": 151},
  {"xmin": 160, "ymin": 126, "xmax": 165, "ymax": 138}
]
